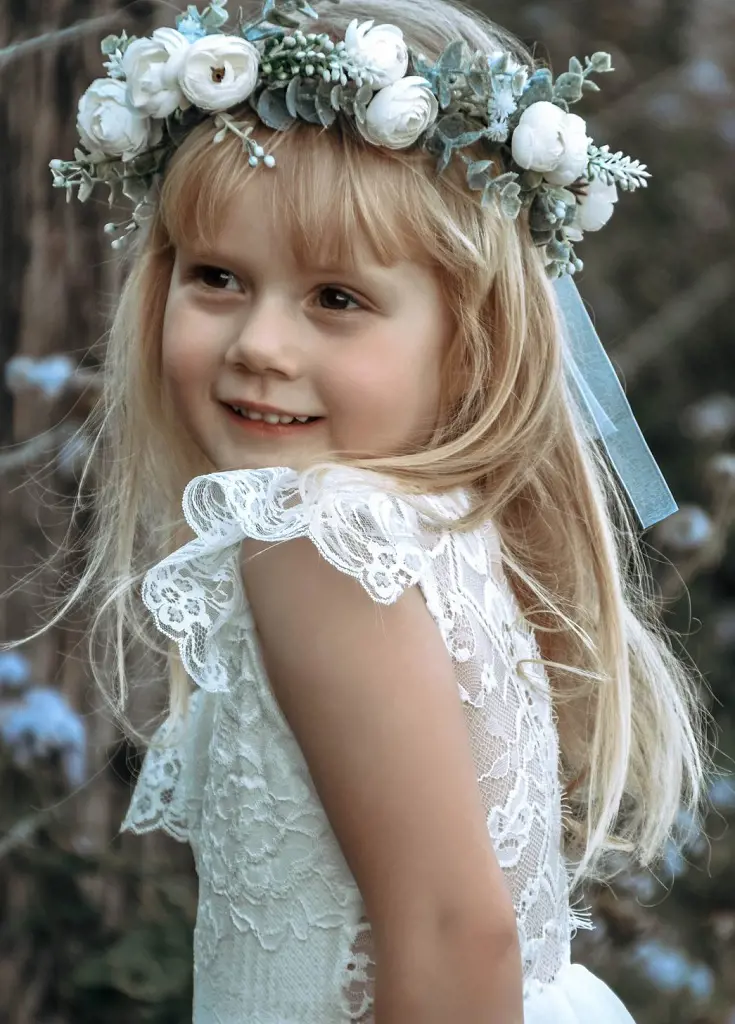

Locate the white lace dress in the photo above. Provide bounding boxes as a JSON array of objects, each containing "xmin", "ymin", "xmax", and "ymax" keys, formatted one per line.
[{"xmin": 120, "ymin": 464, "xmax": 636, "ymax": 1024}]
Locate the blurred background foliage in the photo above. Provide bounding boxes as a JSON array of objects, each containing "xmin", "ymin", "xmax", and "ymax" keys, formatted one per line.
[{"xmin": 0, "ymin": 0, "xmax": 733, "ymax": 1022}]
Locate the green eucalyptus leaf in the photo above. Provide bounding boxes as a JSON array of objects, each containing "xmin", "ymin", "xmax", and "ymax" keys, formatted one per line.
[
  {"xmin": 436, "ymin": 114, "xmax": 467, "ymax": 140},
  {"xmin": 436, "ymin": 143, "xmax": 453, "ymax": 175},
  {"xmin": 201, "ymin": 4, "xmax": 229, "ymax": 31},
  {"xmin": 257, "ymin": 87, "xmax": 296, "ymax": 130},
  {"xmin": 330, "ymin": 84, "xmax": 342, "ymax": 112},
  {"xmin": 455, "ymin": 129, "xmax": 486, "ymax": 147},
  {"xmin": 356, "ymin": 83, "xmax": 374, "ymax": 106},
  {"xmin": 582, "ymin": 80, "xmax": 601, "ymax": 93},
  {"xmin": 438, "ymin": 78, "xmax": 452, "ymax": 110},
  {"xmin": 100, "ymin": 34, "xmax": 123, "ymax": 56},
  {"xmin": 466, "ymin": 159, "xmax": 493, "ymax": 190},
  {"xmin": 468, "ymin": 68, "xmax": 486, "ymax": 98},
  {"xmin": 315, "ymin": 87, "xmax": 337, "ymax": 127},
  {"xmin": 522, "ymin": 170, "xmax": 545, "ymax": 189},
  {"xmin": 518, "ymin": 68, "xmax": 554, "ymax": 106},
  {"xmin": 294, "ymin": 80, "xmax": 321, "ymax": 124},
  {"xmin": 121, "ymin": 175, "xmax": 150, "ymax": 204},
  {"xmin": 554, "ymin": 71, "xmax": 584, "ymax": 103},
  {"xmin": 243, "ymin": 24, "xmax": 284, "ymax": 42},
  {"xmin": 589, "ymin": 52, "xmax": 613, "ymax": 73},
  {"xmin": 286, "ymin": 76, "xmax": 300, "ymax": 119},
  {"xmin": 569, "ymin": 56, "xmax": 584, "ymax": 75},
  {"xmin": 500, "ymin": 193, "xmax": 522, "ymax": 218},
  {"xmin": 492, "ymin": 171, "xmax": 519, "ymax": 189},
  {"xmin": 438, "ymin": 39, "xmax": 466, "ymax": 74}
]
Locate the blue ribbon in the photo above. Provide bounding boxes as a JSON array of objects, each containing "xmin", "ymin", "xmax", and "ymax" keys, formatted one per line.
[{"xmin": 554, "ymin": 276, "xmax": 678, "ymax": 530}]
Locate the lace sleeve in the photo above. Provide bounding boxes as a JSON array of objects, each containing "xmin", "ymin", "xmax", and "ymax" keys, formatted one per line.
[
  {"xmin": 139, "ymin": 464, "xmax": 467, "ymax": 701},
  {"xmin": 180, "ymin": 465, "xmax": 465, "ymax": 605}
]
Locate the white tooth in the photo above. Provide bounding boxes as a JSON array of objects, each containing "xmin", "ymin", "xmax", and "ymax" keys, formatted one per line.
[
  {"xmin": 278, "ymin": 416, "xmax": 296, "ymax": 424},
  {"xmin": 264, "ymin": 413, "xmax": 281, "ymax": 424},
  {"xmin": 246, "ymin": 410, "xmax": 263, "ymax": 421},
  {"xmin": 295, "ymin": 416, "xmax": 310, "ymax": 423}
]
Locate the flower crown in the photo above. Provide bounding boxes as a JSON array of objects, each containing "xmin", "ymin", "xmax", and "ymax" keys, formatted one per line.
[{"xmin": 50, "ymin": 0, "xmax": 650, "ymax": 278}]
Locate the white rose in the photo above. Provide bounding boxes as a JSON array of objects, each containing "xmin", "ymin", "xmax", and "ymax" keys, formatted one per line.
[
  {"xmin": 345, "ymin": 18, "xmax": 409, "ymax": 88},
  {"xmin": 178, "ymin": 35, "xmax": 260, "ymax": 112},
  {"xmin": 122, "ymin": 27, "xmax": 191, "ymax": 119},
  {"xmin": 357, "ymin": 76, "xmax": 438, "ymax": 149},
  {"xmin": 76, "ymin": 78, "xmax": 157, "ymax": 161},
  {"xmin": 567, "ymin": 178, "xmax": 619, "ymax": 241},
  {"xmin": 512, "ymin": 101, "xmax": 590, "ymax": 186}
]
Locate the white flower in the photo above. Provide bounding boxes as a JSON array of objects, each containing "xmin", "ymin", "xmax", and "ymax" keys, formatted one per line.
[
  {"xmin": 345, "ymin": 18, "xmax": 409, "ymax": 88},
  {"xmin": 76, "ymin": 77, "xmax": 157, "ymax": 160},
  {"xmin": 178, "ymin": 35, "xmax": 260, "ymax": 112},
  {"xmin": 357, "ymin": 76, "xmax": 438, "ymax": 149},
  {"xmin": 578, "ymin": 177, "xmax": 619, "ymax": 231},
  {"xmin": 122, "ymin": 27, "xmax": 191, "ymax": 119},
  {"xmin": 512, "ymin": 101, "xmax": 590, "ymax": 186}
]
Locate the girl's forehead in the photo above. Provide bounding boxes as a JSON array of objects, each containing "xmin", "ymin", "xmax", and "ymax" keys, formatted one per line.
[{"xmin": 164, "ymin": 123, "xmax": 434, "ymax": 271}]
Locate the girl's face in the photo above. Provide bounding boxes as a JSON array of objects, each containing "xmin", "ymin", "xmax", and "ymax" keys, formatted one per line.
[{"xmin": 161, "ymin": 171, "xmax": 453, "ymax": 472}]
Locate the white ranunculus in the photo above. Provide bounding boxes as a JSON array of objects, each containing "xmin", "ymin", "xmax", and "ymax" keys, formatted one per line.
[
  {"xmin": 122, "ymin": 27, "xmax": 191, "ymax": 119},
  {"xmin": 543, "ymin": 113, "xmax": 590, "ymax": 185},
  {"xmin": 76, "ymin": 78, "xmax": 156, "ymax": 161},
  {"xmin": 357, "ymin": 76, "xmax": 438, "ymax": 149},
  {"xmin": 574, "ymin": 177, "xmax": 620, "ymax": 235},
  {"xmin": 512, "ymin": 101, "xmax": 590, "ymax": 186},
  {"xmin": 178, "ymin": 35, "xmax": 260, "ymax": 112},
  {"xmin": 345, "ymin": 18, "xmax": 409, "ymax": 88}
]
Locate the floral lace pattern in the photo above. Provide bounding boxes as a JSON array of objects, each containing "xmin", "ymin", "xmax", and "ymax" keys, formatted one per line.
[{"xmin": 120, "ymin": 465, "xmax": 595, "ymax": 1022}]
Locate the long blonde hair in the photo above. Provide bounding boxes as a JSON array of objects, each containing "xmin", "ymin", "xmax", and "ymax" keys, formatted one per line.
[{"xmin": 4, "ymin": 0, "xmax": 708, "ymax": 886}]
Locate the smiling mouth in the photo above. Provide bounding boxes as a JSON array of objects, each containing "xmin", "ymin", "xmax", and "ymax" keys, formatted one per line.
[{"xmin": 222, "ymin": 403, "xmax": 323, "ymax": 432}]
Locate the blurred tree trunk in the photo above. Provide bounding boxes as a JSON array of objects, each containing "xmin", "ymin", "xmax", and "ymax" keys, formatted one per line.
[{"xmin": 0, "ymin": 4, "xmax": 193, "ymax": 1022}]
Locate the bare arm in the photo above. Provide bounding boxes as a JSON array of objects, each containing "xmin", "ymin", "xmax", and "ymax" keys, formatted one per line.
[{"xmin": 241, "ymin": 536, "xmax": 524, "ymax": 1023}]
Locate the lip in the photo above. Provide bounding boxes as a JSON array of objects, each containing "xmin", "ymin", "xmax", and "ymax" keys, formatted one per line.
[
  {"xmin": 221, "ymin": 402, "xmax": 323, "ymax": 436},
  {"xmin": 220, "ymin": 399, "xmax": 317, "ymax": 418}
]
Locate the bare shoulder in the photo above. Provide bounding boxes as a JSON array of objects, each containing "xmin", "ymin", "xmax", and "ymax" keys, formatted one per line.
[{"xmin": 240, "ymin": 535, "xmax": 515, "ymax": 944}]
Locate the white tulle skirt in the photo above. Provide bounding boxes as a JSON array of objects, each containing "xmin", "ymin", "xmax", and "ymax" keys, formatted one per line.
[{"xmin": 524, "ymin": 963, "xmax": 636, "ymax": 1023}]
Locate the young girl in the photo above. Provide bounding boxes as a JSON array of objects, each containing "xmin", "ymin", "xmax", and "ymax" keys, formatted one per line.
[{"xmin": 15, "ymin": 0, "xmax": 709, "ymax": 1020}]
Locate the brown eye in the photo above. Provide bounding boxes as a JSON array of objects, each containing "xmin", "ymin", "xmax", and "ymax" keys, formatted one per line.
[
  {"xmin": 318, "ymin": 287, "xmax": 361, "ymax": 311},
  {"xmin": 192, "ymin": 265, "xmax": 240, "ymax": 291}
]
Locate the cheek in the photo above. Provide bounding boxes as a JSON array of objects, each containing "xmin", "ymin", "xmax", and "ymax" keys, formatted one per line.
[{"xmin": 161, "ymin": 300, "xmax": 211, "ymax": 390}]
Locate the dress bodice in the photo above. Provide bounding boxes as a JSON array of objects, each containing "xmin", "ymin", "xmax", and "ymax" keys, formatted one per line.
[{"xmin": 120, "ymin": 464, "xmax": 632, "ymax": 1024}]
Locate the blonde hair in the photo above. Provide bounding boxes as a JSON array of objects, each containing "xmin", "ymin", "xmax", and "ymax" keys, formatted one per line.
[{"xmin": 4, "ymin": 0, "xmax": 709, "ymax": 886}]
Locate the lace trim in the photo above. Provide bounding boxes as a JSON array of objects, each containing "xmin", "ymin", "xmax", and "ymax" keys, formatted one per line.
[
  {"xmin": 141, "ymin": 466, "xmax": 469, "ymax": 696},
  {"xmin": 119, "ymin": 712, "xmax": 191, "ymax": 842}
]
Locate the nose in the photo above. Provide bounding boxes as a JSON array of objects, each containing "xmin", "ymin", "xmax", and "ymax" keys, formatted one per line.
[{"xmin": 225, "ymin": 294, "xmax": 300, "ymax": 378}]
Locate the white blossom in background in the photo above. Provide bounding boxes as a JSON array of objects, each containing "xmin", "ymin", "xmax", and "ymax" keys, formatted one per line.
[
  {"xmin": 5, "ymin": 354, "xmax": 76, "ymax": 399},
  {"xmin": 680, "ymin": 392, "xmax": 735, "ymax": 444},
  {"xmin": 0, "ymin": 687, "xmax": 87, "ymax": 788},
  {"xmin": 709, "ymin": 774, "xmax": 735, "ymax": 811},
  {"xmin": 655, "ymin": 505, "xmax": 714, "ymax": 553},
  {"xmin": 0, "ymin": 651, "xmax": 31, "ymax": 691},
  {"xmin": 58, "ymin": 432, "xmax": 93, "ymax": 481},
  {"xmin": 632, "ymin": 941, "xmax": 714, "ymax": 1000}
]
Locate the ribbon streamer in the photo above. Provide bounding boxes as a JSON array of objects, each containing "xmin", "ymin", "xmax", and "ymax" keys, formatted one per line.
[{"xmin": 555, "ymin": 275, "xmax": 678, "ymax": 530}]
